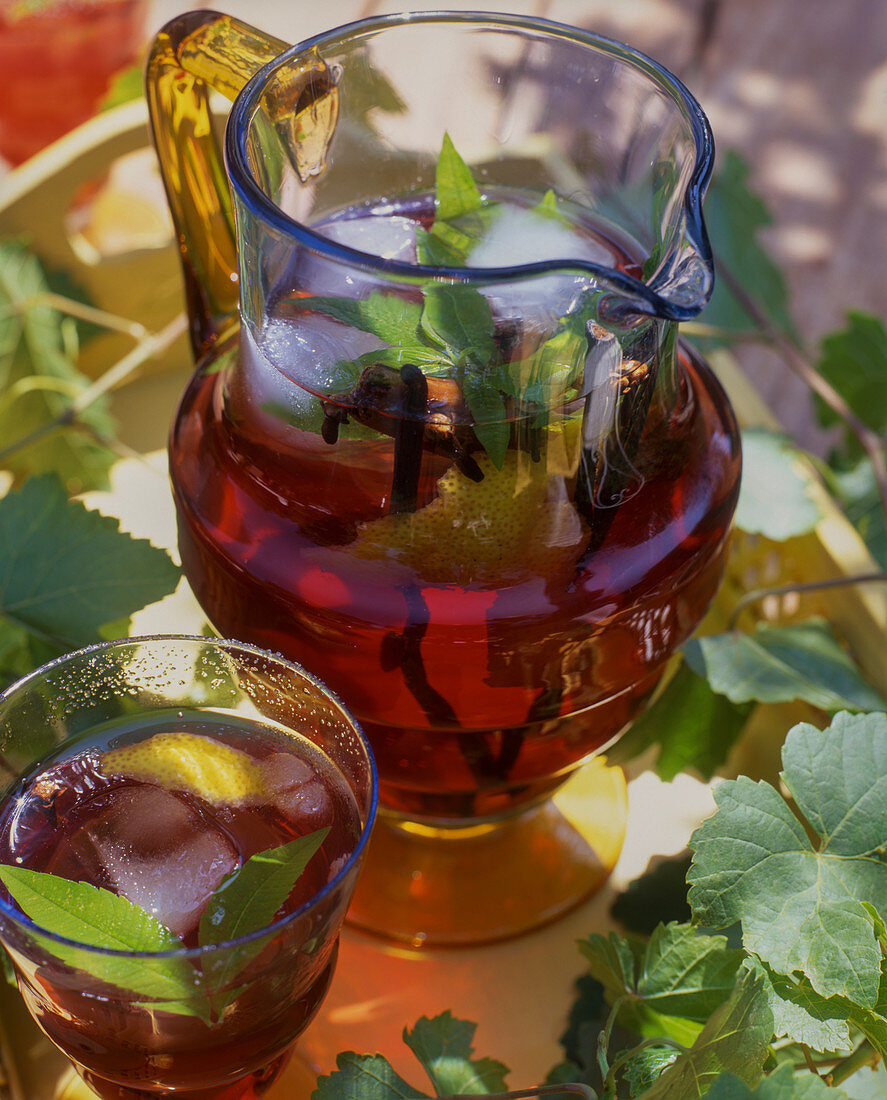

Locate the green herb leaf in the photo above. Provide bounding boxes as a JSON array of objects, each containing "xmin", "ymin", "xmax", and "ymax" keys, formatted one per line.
[
  {"xmin": 434, "ymin": 132, "xmax": 483, "ymax": 223},
  {"xmin": 706, "ymin": 1064, "xmax": 847, "ymax": 1098},
  {"xmin": 828, "ymin": 457, "xmax": 887, "ymax": 569},
  {"xmin": 298, "ymin": 293, "xmax": 426, "ymax": 349},
  {"xmin": 0, "ymin": 866, "xmax": 204, "ymax": 1012},
  {"xmin": 314, "ymin": 1053, "xmax": 430, "ymax": 1100},
  {"xmin": 637, "ymin": 966, "xmax": 773, "ymax": 1098},
  {"xmin": 0, "ymin": 240, "xmax": 116, "ymax": 492},
  {"xmin": 814, "ymin": 311, "xmax": 887, "ymax": 459},
  {"xmin": 0, "ymin": 474, "xmax": 179, "ymax": 652},
  {"xmin": 404, "ymin": 1012, "xmax": 509, "ymax": 1095},
  {"xmin": 580, "ymin": 922, "xmax": 742, "ymax": 1038},
  {"xmin": 682, "ymin": 619, "xmax": 886, "ymax": 711},
  {"xmin": 735, "ymin": 429, "xmax": 823, "ymax": 540},
  {"xmin": 199, "ymin": 827, "xmax": 329, "ymax": 950},
  {"xmin": 697, "ymin": 151, "xmax": 796, "ymax": 344},
  {"xmin": 606, "ymin": 662, "xmax": 752, "ymax": 781},
  {"xmin": 419, "ymin": 283, "xmax": 495, "ymax": 365},
  {"xmin": 688, "ymin": 712, "xmax": 887, "ymax": 1006}
]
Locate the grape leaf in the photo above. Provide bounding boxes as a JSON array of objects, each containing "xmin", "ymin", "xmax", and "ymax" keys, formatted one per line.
[
  {"xmin": 688, "ymin": 712, "xmax": 887, "ymax": 1007},
  {"xmin": 0, "ymin": 240, "xmax": 116, "ymax": 492},
  {"xmin": 580, "ymin": 922, "xmax": 742, "ymax": 1039},
  {"xmin": 696, "ymin": 151, "xmax": 795, "ymax": 343},
  {"xmin": 828, "ymin": 457, "xmax": 887, "ymax": 569},
  {"xmin": 314, "ymin": 1053, "xmax": 429, "ymax": 1100},
  {"xmin": 706, "ymin": 1064, "xmax": 847, "ymax": 1098},
  {"xmin": 682, "ymin": 619, "xmax": 886, "ymax": 711},
  {"xmin": 0, "ymin": 866, "xmax": 205, "ymax": 1014},
  {"xmin": 637, "ymin": 966, "xmax": 773, "ymax": 1098},
  {"xmin": 814, "ymin": 311, "xmax": 887, "ymax": 459},
  {"xmin": 622, "ymin": 1046, "xmax": 679, "ymax": 1096},
  {"xmin": 0, "ymin": 474, "xmax": 180, "ymax": 651},
  {"xmin": 313, "ymin": 1013, "xmax": 509, "ymax": 1100},
  {"xmin": 605, "ymin": 662, "xmax": 752, "ymax": 781},
  {"xmin": 748, "ymin": 958, "xmax": 853, "ymax": 1054},
  {"xmin": 403, "ymin": 1012, "xmax": 509, "ymax": 1095},
  {"xmin": 734, "ymin": 430, "xmax": 823, "ymax": 540}
]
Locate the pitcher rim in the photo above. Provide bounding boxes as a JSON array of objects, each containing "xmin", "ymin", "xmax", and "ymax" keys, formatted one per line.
[{"xmin": 226, "ymin": 9, "xmax": 715, "ymax": 322}]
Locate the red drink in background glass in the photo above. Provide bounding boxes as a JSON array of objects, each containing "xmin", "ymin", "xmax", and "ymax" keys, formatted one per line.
[{"xmin": 0, "ymin": 0, "xmax": 146, "ymax": 165}]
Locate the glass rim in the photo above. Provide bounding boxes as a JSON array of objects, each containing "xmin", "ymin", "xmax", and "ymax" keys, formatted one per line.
[
  {"xmin": 225, "ymin": 8, "xmax": 715, "ymax": 322},
  {"xmin": 0, "ymin": 633, "xmax": 378, "ymax": 961}
]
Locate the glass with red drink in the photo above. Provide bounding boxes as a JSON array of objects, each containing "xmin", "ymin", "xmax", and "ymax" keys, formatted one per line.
[{"xmin": 0, "ymin": 635, "xmax": 377, "ymax": 1099}]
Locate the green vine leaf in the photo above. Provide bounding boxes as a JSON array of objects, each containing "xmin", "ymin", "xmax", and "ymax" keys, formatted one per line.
[
  {"xmin": 734, "ymin": 429, "xmax": 823, "ymax": 540},
  {"xmin": 706, "ymin": 1063, "xmax": 847, "ymax": 1098},
  {"xmin": 0, "ymin": 474, "xmax": 180, "ymax": 654},
  {"xmin": 814, "ymin": 311, "xmax": 887, "ymax": 460},
  {"xmin": 313, "ymin": 1013, "xmax": 508, "ymax": 1100},
  {"xmin": 688, "ymin": 712, "xmax": 887, "ymax": 1007},
  {"xmin": 637, "ymin": 967, "xmax": 773, "ymax": 1098},
  {"xmin": 605, "ymin": 662, "xmax": 752, "ymax": 782},
  {"xmin": 696, "ymin": 151, "xmax": 795, "ymax": 344},
  {"xmin": 580, "ymin": 922, "xmax": 742, "ymax": 1041},
  {"xmin": 403, "ymin": 1012, "xmax": 510, "ymax": 1095},
  {"xmin": 682, "ymin": 619, "xmax": 886, "ymax": 711},
  {"xmin": 0, "ymin": 239, "xmax": 116, "ymax": 492}
]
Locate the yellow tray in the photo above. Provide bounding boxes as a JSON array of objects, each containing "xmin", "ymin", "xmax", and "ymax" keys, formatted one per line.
[{"xmin": 2, "ymin": 102, "xmax": 886, "ymax": 1100}]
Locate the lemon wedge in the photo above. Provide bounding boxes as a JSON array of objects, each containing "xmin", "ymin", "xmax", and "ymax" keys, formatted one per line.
[
  {"xmin": 103, "ymin": 732, "xmax": 267, "ymax": 806},
  {"xmin": 352, "ymin": 446, "xmax": 588, "ymax": 585}
]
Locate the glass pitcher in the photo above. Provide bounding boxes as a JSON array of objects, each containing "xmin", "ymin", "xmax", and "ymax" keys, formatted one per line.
[{"xmin": 148, "ymin": 10, "xmax": 741, "ymax": 945}]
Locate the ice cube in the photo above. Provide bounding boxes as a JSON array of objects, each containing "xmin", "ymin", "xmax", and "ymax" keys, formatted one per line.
[
  {"xmin": 69, "ymin": 787, "xmax": 237, "ymax": 940},
  {"xmin": 318, "ymin": 213, "xmax": 417, "ymax": 263},
  {"xmin": 259, "ymin": 313, "xmax": 382, "ymax": 396},
  {"xmin": 261, "ymin": 752, "xmax": 332, "ymax": 828},
  {"xmin": 467, "ymin": 204, "xmax": 614, "ymax": 330}
]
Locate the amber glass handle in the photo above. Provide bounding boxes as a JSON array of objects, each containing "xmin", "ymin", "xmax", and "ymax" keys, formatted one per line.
[{"xmin": 146, "ymin": 12, "xmax": 288, "ymax": 357}]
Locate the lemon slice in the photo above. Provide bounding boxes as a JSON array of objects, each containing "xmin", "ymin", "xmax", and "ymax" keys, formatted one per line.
[
  {"xmin": 352, "ymin": 445, "xmax": 588, "ymax": 585},
  {"xmin": 103, "ymin": 733, "xmax": 267, "ymax": 806}
]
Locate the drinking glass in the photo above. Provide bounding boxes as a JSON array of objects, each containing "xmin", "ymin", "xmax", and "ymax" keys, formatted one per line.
[
  {"xmin": 0, "ymin": 635, "xmax": 377, "ymax": 1099},
  {"xmin": 148, "ymin": 11, "xmax": 741, "ymax": 944}
]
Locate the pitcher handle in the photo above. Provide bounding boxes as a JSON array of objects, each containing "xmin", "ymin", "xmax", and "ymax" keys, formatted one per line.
[{"xmin": 146, "ymin": 12, "xmax": 289, "ymax": 357}]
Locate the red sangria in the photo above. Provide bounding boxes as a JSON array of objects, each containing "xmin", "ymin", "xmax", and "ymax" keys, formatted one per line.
[
  {"xmin": 148, "ymin": 11, "xmax": 739, "ymax": 940},
  {"xmin": 0, "ymin": 637, "xmax": 376, "ymax": 1098}
]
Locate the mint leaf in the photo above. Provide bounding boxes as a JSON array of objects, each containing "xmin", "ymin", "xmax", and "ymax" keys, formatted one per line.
[
  {"xmin": 735, "ymin": 430, "xmax": 823, "ymax": 539},
  {"xmin": 815, "ymin": 311, "xmax": 887, "ymax": 458},
  {"xmin": 697, "ymin": 151, "xmax": 795, "ymax": 344},
  {"xmin": 315, "ymin": 1053, "xmax": 429, "ymax": 1100},
  {"xmin": 580, "ymin": 923, "xmax": 742, "ymax": 1039},
  {"xmin": 0, "ymin": 474, "xmax": 180, "ymax": 651},
  {"xmin": 682, "ymin": 619, "xmax": 886, "ymax": 711},
  {"xmin": 0, "ymin": 240, "xmax": 116, "ymax": 491},
  {"xmin": 706, "ymin": 1064, "xmax": 847, "ymax": 1098},
  {"xmin": 0, "ymin": 866, "xmax": 204, "ymax": 1012},
  {"xmin": 404, "ymin": 1013, "xmax": 509, "ymax": 1095},
  {"xmin": 638, "ymin": 967, "xmax": 772, "ymax": 1098},
  {"xmin": 605, "ymin": 662, "xmax": 751, "ymax": 781},
  {"xmin": 199, "ymin": 827, "xmax": 329, "ymax": 949},
  {"xmin": 688, "ymin": 712, "xmax": 887, "ymax": 1006},
  {"xmin": 434, "ymin": 132, "xmax": 483, "ymax": 223},
  {"xmin": 419, "ymin": 283, "xmax": 495, "ymax": 365},
  {"xmin": 298, "ymin": 293, "xmax": 425, "ymax": 349}
]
